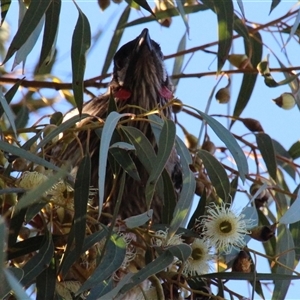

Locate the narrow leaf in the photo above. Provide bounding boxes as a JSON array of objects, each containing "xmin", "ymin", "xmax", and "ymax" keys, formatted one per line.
[
  {"xmin": 109, "ymin": 147, "xmax": 141, "ymax": 181},
  {"xmin": 279, "ymin": 188, "xmax": 300, "ymax": 224},
  {"xmin": 0, "ymin": 78, "xmax": 23, "ymax": 117},
  {"xmin": 132, "ymin": 0, "xmax": 155, "ymax": 16},
  {"xmin": 13, "ymin": 13, "xmax": 45, "ymax": 70},
  {"xmin": 289, "ymin": 140, "xmax": 300, "ymax": 159},
  {"xmin": 171, "ymin": 31, "xmax": 186, "ymax": 90},
  {"xmin": 269, "ymin": 0, "xmax": 281, "ymax": 14},
  {"xmin": 38, "ymin": 0, "xmax": 61, "ymax": 67},
  {"xmin": 124, "ymin": 210, "xmax": 153, "ymax": 228},
  {"xmin": 0, "ymin": 140, "xmax": 61, "ymax": 171},
  {"xmin": 198, "ymin": 110, "xmax": 248, "ymax": 182},
  {"xmin": 145, "ymin": 119, "xmax": 176, "ymax": 207},
  {"xmin": 2, "ymin": 0, "xmax": 51, "ymax": 64},
  {"xmin": 4, "ymin": 269, "xmax": 30, "ymax": 300},
  {"xmin": 202, "ymin": 0, "xmax": 233, "ymax": 71},
  {"xmin": 120, "ymin": 250, "xmax": 174, "ymax": 294},
  {"xmin": 36, "ymin": 259, "xmax": 56, "ymax": 300},
  {"xmin": 272, "ymin": 225, "xmax": 295, "ymax": 300},
  {"xmin": 231, "ymin": 29, "xmax": 262, "ymax": 124},
  {"xmin": 21, "ymin": 231, "xmax": 54, "ymax": 286},
  {"xmin": 198, "ymin": 149, "xmax": 230, "ymax": 202},
  {"xmin": 0, "ymin": 88, "xmax": 17, "ymax": 136},
  {"xmin": 71, "ymin": 2, "xmax": 91, "ymax": 113},
  {"xmin": 175, "ymin": 0, "xmax": 189, "ymax": 34},
  {"xmin": 74, "ymin": 154, "xmax": 91, "ymax": 258},
  {"xmin": 98, "ymin": 112, "xmax": 132, "ymax": 218},
  {"xmin": 77, "ymin": 233, "xmax": 126, "ymax": 294},
  {"xmin": 168, "ymin": 244, "xmax": 191, "ymax": 262},
  {"xmin": 101, "ymin": 5, "xmax": 130, "ymax": 76},
  {"xmin": 256, "ymin": 133, "xmax": 277, "ymax": 181}
]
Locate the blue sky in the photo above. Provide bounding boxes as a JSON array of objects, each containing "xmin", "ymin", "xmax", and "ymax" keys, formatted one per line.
[{"xmin": 4, "ymin": 1, "xmax": 300, "ymax": 299}]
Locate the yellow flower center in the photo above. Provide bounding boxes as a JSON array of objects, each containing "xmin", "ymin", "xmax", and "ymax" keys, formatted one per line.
[
  {"xmin": 191, "ymin": 247, "xmax": 203, "ymax": 261},
  {"xmin": 219, "ymin": 220, "xmax": 232, "ymax": 234}
]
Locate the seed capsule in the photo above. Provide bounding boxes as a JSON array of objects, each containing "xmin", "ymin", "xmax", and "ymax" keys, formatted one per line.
[
  {"xmin": 202, "ymin": 140, "xmax": 216, "ymax": 154},
  {"xmin": 215, "ymin": 87, "xmax": 230, "ymax": 104},
  {"xmin": 232, "ymin": 251, "xmax": 252, "ymax": 273},
  {"xmin": 12, "ymin": 157, "xmax": 27, "ymax": 171},
  {"xmin": 228, "ymin": 54, "xmax": 253, "ymax": 69},
  {"xmin": 185, "ymin": 133, "xmax": 199, "ymax": 152},
  {"xmin": 171, "ymin": 98, "xmax": 183, "ymax": 114},
  {"xmin": 241, "ymin": 118, "xmax": 264, "ymax": 132},
  {"xmin": 249, "ymin": 223, "xmax": 277, "ymax": 242},
  {"xmin": 273, "ymin": 93, "xmax": 296, "ymax": 110}
]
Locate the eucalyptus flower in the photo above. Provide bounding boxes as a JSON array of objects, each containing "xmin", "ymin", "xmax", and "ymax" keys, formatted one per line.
[{"xmin": 199, "ymin": 202, "xmax": 252, "ymax": 254}]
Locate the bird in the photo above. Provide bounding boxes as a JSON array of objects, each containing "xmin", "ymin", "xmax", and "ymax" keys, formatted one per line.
[{"xmin": 54, "ymin": 28, "xmax": 182, "ymax": 223}]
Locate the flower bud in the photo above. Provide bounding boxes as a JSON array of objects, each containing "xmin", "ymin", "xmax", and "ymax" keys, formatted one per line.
[
  {"xmin": 185, "ymin": 133, "xmax": 199, "ymax": 152},
  {"xmin": 12, "ymin": 157, "xmax": 27, "ymax": 171},
  {"xmin": 98, "ymin": 0, "xmax": 110, "ymax": 10},
  {"xmin": 249, "ymin": 223, "xmax": 277, "ymax": 242},
  {"xmin": 171, "ymin": 98, "xmax": 183, "ymax": 114},
  {"xmin": 215, "ymin": 87, "xmax": 230, "ymax": 104},
  {"xmin": 232, "ymin": 251, "xmax": 251, "ymax": 273},
  {"xmin": 250, "ymin": 183, "xmax": 270, "ymax": 209},
  {"xmin": 273, "ymin": 93, "xmax": 296, "ymax": 110},
  {"xmin": 201, "ymin": 140, "xmax": 216, "ymax": 154},
  {"xmin": 241, "ymin": 118, "xmax": 264, "ymax": 132},
  {"xmin": 228, "ymin": 54, "xmax": 253, "ymax": 69},
  {"xmin": 43, "ymin": 124, "xmax": 59, "ymax": 143}
]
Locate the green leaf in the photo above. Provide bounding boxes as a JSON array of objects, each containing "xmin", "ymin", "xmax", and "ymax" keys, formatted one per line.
[
  {"xmin": 171, "ymin": 31, "xmax": 186, "ymax": 90},
  {"xmin": 97, "ymin": 274, "xmax": 133, "ymax": 299},
  {"xmin": 124, "ymin": 210, "xmax": 153, "ymax": 228},
  {"xmin": 71, "ymin": 2, "xmax": 91, "ymax": 113},
  {"xmin": 36, "ymin": 259, "xmax": 56, "ymax": 300},
  {"xmin": 0, "ymin": 140, "xmax": 61, "ymax": 171},
  {"xmin": 120, "ymin": 250, "xmax": 174, "ymax": 295},
  {"xmin": 74, "ymin": 154, "xmax": 91, "ymax": 258},
  {"xmin": 0, "ymin": 217, "xmax": 6, "ymax": 267},
  {"xmin": 121, "ymin": 126, "xmax": 156, "ymax": 175},
  {"xmin": 175, "ymin": 0, "xmax": 189, "ymax": 34},
  {"xmin": 109, "ymin": 147, "xmax": 141, "ymax": 182},
  {"xmin": 38, "ymin": 0, "xmax": 61, "ymax": 67},
  {"xmin": 256, "ymin": 133, "xmax": 277, "ymax": 181},
  {"xmin": 101, "ymin": 5, "xmax": 130, "ymax": 76},
  {"xmin": 169, "ymin": 169, "xmax": 195, "ymax": 240},
  {"xmin": 145, "ymin": 119, "xmax": 176, "ymax": 208},
  {"xmin": 279, "ymin": 188, "xmax": 300, "ymax": 224},
  {"xmin": 3, "ymin": 269, "xmax": 30, "ymax": 300},
  {"xmin": 98, "ymin": 112, "xmax": 132, "ymax": 217},
  {"xmin": 161, "ymin": 169, "xmax": 177, "ymax": 224},
  {"xmin": 2, "ymin": 0, "xmax": 51, "ymax": 64},
  {"xmin": 36, "ymin": 114, "xmax": 90, "ymax": 151},
  {"xmin": 13, "ymin": 2, "xmax": 45, "ymax": 70},
  {"xmin": 197, "ymin": 149, "xmax": 230, "ymax": 202},
  {"xmin": 77, "ymin": 233, "xmax": 126, "ymax": 294},
  {"xmin": 0, "ymin": 0, "xmax": 11, "ymax": 25},
  {"xmin": 272, "ymin": 139, "xmax": 295, "ymax": 180},
  {"xmin": 0, "ymin": 78, "xmax": 23, "ymax": 117},
  {"xmin": 269, "ymin": 0, "xmax": 281, "ymax": 14},
  {"xmin": 197, "ymin": 110, "xmax": 248, "ymax": 182},
  {"xmin": 60, "ymin": 228, "xmax": 108, "ymax": 277},
  {"xmin": 0, "ymin": 267, "xmax": 24, "ymax": 299},
  {"xmin": 203, "ymin": 272, "xmax": 300, "ymax": 281},
  {"xmin": 231, "ymin": 28, "xmax": 262, "ymax": 124},
  {"xmin": 288, "ymin": 140, "xmax": 300, "ymax": 159},
  {"xmin": 202, "ymin": 0, "xmax": 233, "ymax": 71},
  {"xmin": 167, "ymin": 244, "xmax": 191, "ymax": 262},
  {"xmin": 132, "ymin": 0, "xmax": 154, "ymax": 16},
  {"xmin": 21, "ymin": 231, "xmax": 54, "ymax": 286},
  {"xmin": 0, "ymin": 87, "xmax": 17, "ymax": 136},
  {"xmin": 272, "ymin": 225, "xmax": 295, "ymax": 300}
]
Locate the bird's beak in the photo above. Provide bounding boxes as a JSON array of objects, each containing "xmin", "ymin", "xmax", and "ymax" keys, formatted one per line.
[{"xmin": 135, "ymin": 28, "xmax": 153, "ymax": 52}]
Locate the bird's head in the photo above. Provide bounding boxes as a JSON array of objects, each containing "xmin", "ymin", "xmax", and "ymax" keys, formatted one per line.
[{"xmin": 110, "ymin": 29, "xmax": 173, "ymax": 110}]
